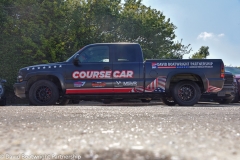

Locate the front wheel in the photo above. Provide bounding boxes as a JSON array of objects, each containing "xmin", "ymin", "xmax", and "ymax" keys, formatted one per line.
[
  {"xmin": 29, "ymin": 80, "xmax": 59, "ymax": 106},
  {"xmin": 172, "ymin": 81, "xmax": 201, "ymax": 106},
  {"xmin": 161, "ymin": 97, "xmax": 176, "ymax": 106}
]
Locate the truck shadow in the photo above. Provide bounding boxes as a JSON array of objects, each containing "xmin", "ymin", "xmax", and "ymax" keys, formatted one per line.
[{"xmin": 76, "ymin": 100, "xmax": 240, "ymax": 107}]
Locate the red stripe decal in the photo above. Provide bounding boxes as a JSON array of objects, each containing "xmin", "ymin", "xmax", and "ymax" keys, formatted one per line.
[{"xmin": 66, "ymin": 88, "xmax": 133, "ymax": 94}]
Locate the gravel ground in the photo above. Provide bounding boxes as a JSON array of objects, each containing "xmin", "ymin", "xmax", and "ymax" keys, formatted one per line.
[{"xmin": 0, "ymin": 101, "xmax": 240, "ymax": 160}]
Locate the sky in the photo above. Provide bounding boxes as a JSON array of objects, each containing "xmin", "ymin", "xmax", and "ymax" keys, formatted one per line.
[{"xmin": 140, "ymin": 0, "xmax": 240, "ymax": 66}]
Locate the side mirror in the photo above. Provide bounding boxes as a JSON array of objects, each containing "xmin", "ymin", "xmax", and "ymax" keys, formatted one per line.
[
  {"xmin": 73, "ymin": 54, "xmax": 80, "ymax": 66},
  {"xmin": 1, "ymin": 79, "xmax": 6, "ymax": 83}
]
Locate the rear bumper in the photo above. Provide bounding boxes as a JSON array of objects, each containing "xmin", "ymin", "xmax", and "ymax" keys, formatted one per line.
[
  {"xmin": 13, "ymin": 81, "xmax": 27, "ymax": 99},
  {"xmin": 201, "ymin": 85, "xmax": 235, "ymax": 100}
]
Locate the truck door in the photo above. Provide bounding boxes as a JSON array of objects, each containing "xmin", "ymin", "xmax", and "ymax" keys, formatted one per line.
[
  {"xmin": 65, "ymin": 45, "xmax": 113, "ymax": 94},
  {"xmin": 112, "ymin": 44, "xmax": 144, "ymax": 93}
]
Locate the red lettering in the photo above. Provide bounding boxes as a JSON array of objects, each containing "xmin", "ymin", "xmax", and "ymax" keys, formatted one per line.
[
  {"xmin": 86, "ymin": 71, "xmax": 93, "ymax": 78},
  {"xmin": 127, "ymin": 70, "xmax": 133, "ymax": 78},
  {"xmin": 72, "ymin": 71, "xmax": 79, "ymax": 79},
  {"xmin": 72, "ymin": 70, "xmax": 134, "ymax": 79},
  {"xmin": 79, "ymin": 71, "xmax": 86, "ymax": 78},
  {"xmin": 93, "ymin": 71, "xmax": 99, "ymax": 78},
  {"xmin": 113, "ymin": 70, "xmax": 120, "ymax": 78}
]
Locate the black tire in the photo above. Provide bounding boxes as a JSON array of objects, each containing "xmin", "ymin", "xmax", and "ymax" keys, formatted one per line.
[
  {"xmin": 141, "ymin": 99, "xmax": 151, "ymax": 103},
  {"xmin": 161, "ymin": 97, "xmax": 176, "ymax": 106},
  {"xmin": 172, "ymin": 81, "xmax": 201, "ymax": 106},
  {"xmin": 217, "ymin": 98, "xmax": 233, "ymax": 104},
  {"xmin": 0, "ymin": 97, "xmax": 6, "ymax": 106},
  {"xmin": 29, "ymin": 80, "xmax": 59, "ymax": 106}
]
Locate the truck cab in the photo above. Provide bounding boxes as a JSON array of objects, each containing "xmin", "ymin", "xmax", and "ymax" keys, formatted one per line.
[{"xmin": 65, "ymin": 43, "xmax": 144, "ymax": 95}]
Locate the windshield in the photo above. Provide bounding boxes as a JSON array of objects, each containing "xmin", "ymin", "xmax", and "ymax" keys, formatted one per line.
[
  {"xmin": 66, "ymin": 48, "xmax": 83, "ymax": 62},
  {"xmin": 225, "ymin": 67, "xmax": 240, "ymax": 75}
]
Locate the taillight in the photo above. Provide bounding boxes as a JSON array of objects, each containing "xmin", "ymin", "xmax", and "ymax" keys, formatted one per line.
[{"xmin": 220, "ymin": 63, "xmax": 224, "ymax": 78}]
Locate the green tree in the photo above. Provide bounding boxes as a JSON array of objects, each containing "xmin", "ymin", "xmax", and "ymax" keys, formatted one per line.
[
  {"xmin": 119, "ymin": 0, "xmax": 191, "ymax": 59},
  {"xmin": 1, "ymin": 0, "xmax": 192, "ymax": 104},
  {"xmin": 0, "ymin": 0, "xmax": 23, "ymax": 96},
  {"xmin": 68, "ymin": 0, "xmax": 191, "ymax": 59},
  {"xmin": 189, "ymin": 46, "xmax": 210, "ymax": 59}
]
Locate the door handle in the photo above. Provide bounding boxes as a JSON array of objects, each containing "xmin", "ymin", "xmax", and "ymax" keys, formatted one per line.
[{"xmin": 103, "ymin": 66, "xmax": 110, "ymax": 70}]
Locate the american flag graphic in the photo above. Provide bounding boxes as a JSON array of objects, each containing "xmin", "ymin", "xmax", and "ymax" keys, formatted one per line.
[
  {"xmin": 130, "ymin": 86, "xmax": 144, "ymax": 93},
  {"xmin": 146, "ymin": 76, "xmax": 166, "ymax": 92},
  {"xmin": 131, "ymin": 76, "xmax": 166, "ymax": 93},
  {"xmin": 208, "ymin": 85, "xmax": 222, "ymax": 92},
  {"xmin": 152, "ymin": 62, "xmax": 157, "ymax": 69}
]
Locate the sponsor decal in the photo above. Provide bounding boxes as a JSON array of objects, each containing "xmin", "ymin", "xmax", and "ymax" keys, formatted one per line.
[
  {"xmin": 115, "ymin": 81, "xmax": 137, "ymax": 87},
  {"xmin": 74, "ymin": 81, "xmax": 85, "ymax": 87},
  {"xmin": 92, "ymin": 82, "xmax": 106, "ymax": 87},
  {"xmin": 72, "ymin": 70, "xmax": 134, "ymax": 79},
  {"xmin": 151, "ymin": 62, "xmax": 214, "ymax": 69}
]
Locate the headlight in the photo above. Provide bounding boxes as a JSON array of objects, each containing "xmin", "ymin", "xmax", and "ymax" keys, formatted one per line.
[
  {"xmin": 17, "ymin": 75, "xmax": 23, "ymax": 82},
  {"xmin": 17, "ymin": 72, "xmax": 23, "ymax": 82},
  {"xmin": 0, "ymin": 85, "xmax": 3, "ymax": 95}
]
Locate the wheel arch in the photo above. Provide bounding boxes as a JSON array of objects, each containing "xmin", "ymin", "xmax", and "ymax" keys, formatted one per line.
[
  {"xmin": 165, "ymin": 71, "xmax": 208, "ymax": 94},
  {"xmin": 25, "ymin": 72, "xmax": 65, "ymax": 96}
]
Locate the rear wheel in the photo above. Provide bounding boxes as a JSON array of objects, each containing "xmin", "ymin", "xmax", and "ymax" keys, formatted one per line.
[
  {"xmin": 172, "ymin": 81, "xmax": 201, "ymax": 106},
  {"xmin": 161, "ymin": 97, "xmax": 176, "ymax": 106},
  {"xmin": 29, "ymin": 80, "xmax": 59, "ymax": 106}
]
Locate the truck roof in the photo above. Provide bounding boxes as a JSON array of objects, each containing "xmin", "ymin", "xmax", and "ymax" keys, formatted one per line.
[{"xmin": 87, "ymin": 42, "xmax": 139, "ymax": 45}]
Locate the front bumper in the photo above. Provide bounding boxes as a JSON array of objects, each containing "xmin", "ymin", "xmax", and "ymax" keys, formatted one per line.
[{"xmin": 13, "ymin": 81, "xmax": 27, "ymax": 98}]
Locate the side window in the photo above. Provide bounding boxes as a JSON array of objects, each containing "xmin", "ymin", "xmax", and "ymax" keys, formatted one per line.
[
  {"xmin": 115, "ymin": 45, "xmax": 136, "ymax": 62},
  {"xmin": 79, "ymin": 46, "xmax": 109, "ymax": 63}
]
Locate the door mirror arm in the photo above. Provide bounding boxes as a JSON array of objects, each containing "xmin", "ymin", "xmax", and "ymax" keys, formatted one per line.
[{"xmin": 73, "ymin": 54, "xmax": 80, "ymax": 66}]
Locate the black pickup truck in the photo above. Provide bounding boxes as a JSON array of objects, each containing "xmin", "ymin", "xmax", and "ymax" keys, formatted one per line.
[{"xmin": 13, "ymin": 43, "xmax": 225, "ymax": 106}]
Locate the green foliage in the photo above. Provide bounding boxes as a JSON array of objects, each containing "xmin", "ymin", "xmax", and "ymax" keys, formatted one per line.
[
  {"xmin": 1, "ymin": 0, "xmax": 192, "ymax": 104},
  {"xmin": 189, "ymin": 46, "xmax": 210, "ymax": 59}
]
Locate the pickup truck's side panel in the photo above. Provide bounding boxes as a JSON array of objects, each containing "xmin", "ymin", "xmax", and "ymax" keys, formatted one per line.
[
  {"xmin": 64, "ymin": 43, "xmax": 145, "ymax": 95},
  {"xmin": 144, "ymin": 59, "xmax": 224, "ymax": 93}
]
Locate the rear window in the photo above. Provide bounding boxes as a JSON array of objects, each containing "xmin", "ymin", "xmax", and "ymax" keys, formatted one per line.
[{"xmin": 115, "ymin": 45, "xmax": 136, "ymax": 62}]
